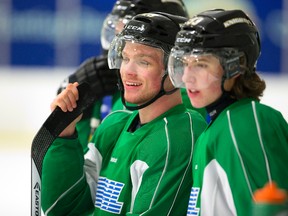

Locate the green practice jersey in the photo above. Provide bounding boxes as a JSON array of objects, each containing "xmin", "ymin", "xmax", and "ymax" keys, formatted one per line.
[
  {"xmin": 76, "ymin": 90, "xmax": 207, "ymax": 150},
  {"xmin": 42, "ymin": 104, "xmax": 207, "ymax": 215},
  {"xmin": 187, "ymin": 98, "xmax": 288, "ymax": 216}
]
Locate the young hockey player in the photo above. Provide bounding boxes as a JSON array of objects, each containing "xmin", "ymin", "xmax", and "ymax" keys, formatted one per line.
[
  {"xmin": 168, "ymin": 9, "xmax": 288, "ymax": 216},
  {"xmin": 42, "ymin": 12, "xmax": 207, "ymax": 215}
]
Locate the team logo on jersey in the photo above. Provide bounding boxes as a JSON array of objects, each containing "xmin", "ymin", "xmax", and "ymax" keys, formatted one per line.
[
  {"xmin": 186, "ymin": 187, "xmax": 200, "ymax": 216},
  {"xmin": 95, "ymin": 177, "xmax": 125, "ymax": 214}
]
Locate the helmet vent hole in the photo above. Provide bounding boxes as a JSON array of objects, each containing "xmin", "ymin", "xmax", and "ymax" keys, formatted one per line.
[{"xmin": 136, "ymin": 17, "xmax": 152, "ymax": 23}]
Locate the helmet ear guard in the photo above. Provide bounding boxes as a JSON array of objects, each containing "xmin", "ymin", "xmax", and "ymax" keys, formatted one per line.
[{"xmin": 222, "ymin": 51, "xmax": 246, "ymax": 79}]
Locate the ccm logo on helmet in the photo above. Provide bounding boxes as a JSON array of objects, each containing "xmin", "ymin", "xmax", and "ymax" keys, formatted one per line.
[
  {"xmin": 126, "ymin": 24, "xmax": 145, "ymax": 32},
  {"xmin": 176, "ymin": 37, "xmax": 191, "ymax": 43}
]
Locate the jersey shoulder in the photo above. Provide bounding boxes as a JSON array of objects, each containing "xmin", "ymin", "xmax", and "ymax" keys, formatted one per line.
[
  {"xmin": 228, "ymin": 99, "xmax": 286, "ymax": 123},
  {"xmin": 102, "ymin": 109, "xmax": 132, "ymax": 123},
  {"xmin": 89, "ymin": 110, "xmax": 133, "ymax": 152},
  {"xmin": 94, "ymin": 110, "xmax": 132, "ymax": 134}
]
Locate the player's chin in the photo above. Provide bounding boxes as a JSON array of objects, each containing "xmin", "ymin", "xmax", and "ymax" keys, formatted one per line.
[
  {"xmin": 124, "ymin": 94, "xmax": 140, "ymax": 104},
  {"xmin": 188, "ymin": 94, "xmax": 206, "ymax": 109}
]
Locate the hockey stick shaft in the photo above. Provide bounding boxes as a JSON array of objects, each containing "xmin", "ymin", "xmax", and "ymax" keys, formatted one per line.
[{"xmin": 31, "ymin": 83, "xmax": 95, "ymax": 216}]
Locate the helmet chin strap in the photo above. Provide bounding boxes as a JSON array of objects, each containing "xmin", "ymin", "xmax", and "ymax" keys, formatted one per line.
[{"xmin": 118, "ymin": 73, "xmax": 178, "ymax": 111}]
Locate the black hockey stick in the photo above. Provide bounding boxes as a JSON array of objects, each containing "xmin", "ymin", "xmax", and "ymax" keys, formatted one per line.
[{"xmin": 31, "ymin": 83, "xmax": 95, "ymax": 216}]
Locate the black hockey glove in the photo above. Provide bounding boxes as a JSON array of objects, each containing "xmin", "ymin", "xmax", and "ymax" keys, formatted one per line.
[{"xmin": 57, "ymin": 55, "xmax": 119, "ymax": 99}]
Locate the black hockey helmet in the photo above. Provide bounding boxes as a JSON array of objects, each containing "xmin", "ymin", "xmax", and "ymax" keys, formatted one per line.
[
  {"xmin": 170, "ymin": 9, "xmax": 261, "ymax": 80},
  {"xmin": 108, "ymin": 12, "xmax": 188, "ymax": 110},
  {"xmin": 110, "ymin": 0, "xmax": 188, "ymax": 17},
  {"xmin": 108, "ymin": 12, "xmax": 188, "ymax": 68},
  {"xmin": 101, "ymin": 0, "xmax": 189, "ymax": 50}
]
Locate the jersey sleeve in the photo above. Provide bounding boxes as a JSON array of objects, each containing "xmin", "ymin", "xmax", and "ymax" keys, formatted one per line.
[
  {"xmin": 42, "ymin": 110, "xmax": 132, "ymax": 215},
  {"xmin": 41, "ymin": 137, "xmax": 94, "ymax": 216}
]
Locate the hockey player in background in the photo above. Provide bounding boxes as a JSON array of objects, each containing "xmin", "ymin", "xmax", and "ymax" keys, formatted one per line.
[
  {"xmin": 41, "ymin": 12, "xmax": 207, "ymax": 215},
  {"xmin": 168, "ymin": 8, "xmax": 288, "ymax": 216}
]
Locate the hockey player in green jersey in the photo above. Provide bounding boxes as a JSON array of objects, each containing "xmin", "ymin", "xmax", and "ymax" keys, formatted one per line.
[
  {"xmin": 168, "ymin": 9, "xmax": 288, "ymax": 216},
  {"xmin": 55, "ymin": 0, "xmax": 207, "ymax": 149},
  {"xmin": 42, "ymin": 12, "xmax": 207, "ymax": 215}
]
